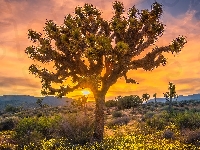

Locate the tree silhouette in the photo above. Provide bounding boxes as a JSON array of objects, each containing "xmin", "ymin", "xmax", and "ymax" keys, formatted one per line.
[
  {"xmin": 25, "ymin": 1, "xmax": 186, "ymax": 142},
  {"xmin": 163, "ymin": 82, "xmax": 178, "ymax": 113},
  {"xmin": 153, "ymin": 93, "xmax": 157, "ymax": 105},
  {"xmin": 142, "ymin": 93, "xmax": 150, "ymax": 103}
]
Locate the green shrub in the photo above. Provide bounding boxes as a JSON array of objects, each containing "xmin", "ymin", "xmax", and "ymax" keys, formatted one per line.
[
  {"xmin": 185, "ymin": 129, "xmax": 200, "ymax": 146},
  {"xmin": 14, "ymin": 115, "xmax": 61, "ymax": 146},
  {"xmin": 145, "ymin": 111, "xmax": 171, "ymax": 130},
  {"xmin": 145, "ymin": 116, "xmax": 167, "ymax": 130},
  {"xmin": 105, "ymin": 100, "xmax": 117, "ymax": 107},
  {"xmin": 144, "ymin": 111, "xmax": 155, "ymax": 119},
  {"xmin": 160, "ymin": 105, "xmax": 170, "ymax": 111},
  {"xmin": 5, "ymin": 105, "xmax": 20, "ymax": 113},
  {"xmin": 14, "ymin": 117, "xmax": 36, "ymax": 146},
  {"xmin": 174, "ymin": 111, "xmax": 200, "ymax": 129},
  {"xmin": 117, "ymin": 95, "xmax": 142, "ymax": 110},
  {"xmin": 112, "ymin": 111, "xmax": 123, "ymax": 118}
]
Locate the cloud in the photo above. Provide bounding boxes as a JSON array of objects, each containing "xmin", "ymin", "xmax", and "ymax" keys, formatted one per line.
[
  {"xmin": 173, "ymin": 77, "xmax": 200, "ymax": 84},
  {"xmin": 0, "ymin": 76, "xmax": 40, "ymax": 88},
  {"xmin": 0, "ymin": 76, "xmax": 41, "ymax": 96}
]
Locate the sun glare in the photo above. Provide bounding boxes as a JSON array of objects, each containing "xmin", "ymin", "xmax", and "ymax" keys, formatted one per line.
[{"xmin": 81, "ymin": 89, "xmax": 90, "ymax": 96}]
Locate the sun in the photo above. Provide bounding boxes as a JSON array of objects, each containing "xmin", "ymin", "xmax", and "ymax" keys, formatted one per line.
[{"xmin": 81, "ymin": 89, "xmax": 90, "ymax": 96}]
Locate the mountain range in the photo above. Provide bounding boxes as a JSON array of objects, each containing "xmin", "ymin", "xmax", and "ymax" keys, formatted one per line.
[
  {"xmin": 0, "ymin": 95, "xmax": 73, "ymax": 110},
  {"xmin": 148, "ymin": 93, "xmax": 200, "ymax": 103},
  {"xmin": 1, "ymin": 93, "xmax": 200, "ymax": 111}
]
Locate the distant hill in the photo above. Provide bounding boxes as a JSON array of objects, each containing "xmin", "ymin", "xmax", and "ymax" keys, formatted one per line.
[
  {"xmin": 148, "ymin": 93, "xmax": 200, "ymax": 103},
  {"xmin": 1, "ymin": 93, "xmax": 200, "ymax": 111},
  {"xmin": 0, "ymin": 95, "xmax": 73, "ymax": 110}
]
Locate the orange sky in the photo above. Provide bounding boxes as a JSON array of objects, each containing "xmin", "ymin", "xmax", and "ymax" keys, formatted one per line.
[{"xmin": 0, "ymin": 0, "xmax": 200, "ymax": 101}]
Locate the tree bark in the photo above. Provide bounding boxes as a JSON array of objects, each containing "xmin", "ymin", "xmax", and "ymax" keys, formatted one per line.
[{"xmin": 93, "ymin": 92, "xmax": 105, "ymax": 142}]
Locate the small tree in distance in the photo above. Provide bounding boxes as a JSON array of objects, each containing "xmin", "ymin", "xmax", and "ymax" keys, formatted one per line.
[
  {"xmin": 25, "ymin": 1, "xmax": 186, "ymax": 142},
  {"xmin": 142, "ymin": 93, "xmax": 150, "ymax": 103},
  {"xmin": 163, "ymin": 82, "xmax": 178, "ymax": 113},
  {"xmin": 153, "ymin": 93, "xmax": 157, "ymax": 105},
  {"xmin": 36, "ymin": 98, "xmax": 43, "ymax": 108}
]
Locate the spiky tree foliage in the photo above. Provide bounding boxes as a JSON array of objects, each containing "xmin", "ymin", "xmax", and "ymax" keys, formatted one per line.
[
  {"xmin": 163, "ymin": 82, "xmax": 178, "ymax": 113},
  {"xmin": 142, "ymin": 93, "xmax": 150, "ymax": 103},
  {"xmin": 25, "ymin": 1, "xmax": 186, "ymax": 141}
]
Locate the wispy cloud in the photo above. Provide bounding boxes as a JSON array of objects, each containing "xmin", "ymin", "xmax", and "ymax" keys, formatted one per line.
[{"xmin": 0, "ymin": 76, "xmax": 40, "ymax": 88}]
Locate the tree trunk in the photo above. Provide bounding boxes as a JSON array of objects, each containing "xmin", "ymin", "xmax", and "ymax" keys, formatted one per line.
[
  {"xmin": 93, "ymin": 93, "xmax": 105, "ymax": 142},
  {"xmin": 169, "ymin": 97, "xmax": 172, "ymax": 113},
  {"xmin": 154, "ymin": 98, "xmax": 157, "ymax": 107}
]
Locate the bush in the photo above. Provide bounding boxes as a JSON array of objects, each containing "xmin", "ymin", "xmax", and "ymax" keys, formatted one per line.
[
  {"xmin": 56, "ymin": 113, "xmax": 94, "ymax": 145},
  {"xmin": 0, "ymin": 119, "xmax": 14, "ymax": 131},
  {"xmin": 5, "ymin": 105, "xmax": 20, "ymax": 113},
  {"xmin": 163, "ymin": 129, "xmax": 174, "ymax": 139},
  {"xmin": 144, "ymin": 111, "xmax": 155, "ymax": 119},
  {"xmin": 160, "ymin": 105, "xmax": 170, "ymax": 111},
  {"xmin": 174, "ymin": 111, "xmax": 200, "ymax": 129},
  {"xmin": 117, "ymin": 95, "xmax": 142, "ymax": 110},
  {"xmin": 0, "ymin": 117, "xmax": 19, "ymax": 131},
  {"xmin": 14, "ymin": 115, "xmax": 61, "ymax": 146},
  {"xmin": 112, "ymin": 111, "xmax": 123, "ymax": 118},
  {"xmin": 145, "ymin": 112, "xmax": 171, "ymax": 130},
  {"xmin": 176, "ymin": 107, "xmax": 185, "ymax": 112},
  {"xmin": 105, "ymin": 100, "xmax": 117, "ymax": 107},
  {"xmin": 185, "ymin": 129, "xmax": 200, "ymax": 146},
  {"xmin": 108, "ymin": 116, "xmax": 130, "ymax": 127},
  {"xmin": 145, "ymin": 117, "xmax": 167, "ymax": 130}
]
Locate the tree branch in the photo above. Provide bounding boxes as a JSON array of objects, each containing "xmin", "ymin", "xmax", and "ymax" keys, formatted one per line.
[{"xmin": 130, "ymin": 45, "xmax": 170, "ymax": 71}]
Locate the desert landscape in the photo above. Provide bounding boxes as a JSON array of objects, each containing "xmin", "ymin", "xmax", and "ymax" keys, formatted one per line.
[
  {"xmin": 1, "ymin": 0, "xmax": 200, "ymax": 149},
  {"xmin": 1, "ymin": 92, "xmax": 200, "ymax": 149}
]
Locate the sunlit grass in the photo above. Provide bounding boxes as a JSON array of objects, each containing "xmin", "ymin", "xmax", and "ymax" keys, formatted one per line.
[
  {"xmin": 0, "ymin": 122, "xmax": 198, "ymax": 149},
  {"xmin": 1, "ymin": 102, "xmax": 200, "ymax": 149}
]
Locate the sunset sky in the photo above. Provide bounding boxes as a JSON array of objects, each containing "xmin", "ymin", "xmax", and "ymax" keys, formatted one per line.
[{"xmin": 0, "ymin": 0, "xmax": 200, "ymax": 101}]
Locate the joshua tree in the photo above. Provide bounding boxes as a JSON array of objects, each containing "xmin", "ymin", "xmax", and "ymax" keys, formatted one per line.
[
  {"xmin": 25, "ymin": 1, "xmax": 186, "ymax": 142},
  {"xmin": 81, "ymin": 95, "xmax": 88, "ymax": 115},
  {"xmin": 163, "ymin": 82, "xmax": 178, "ymax": 113},
  {"xmin": 153, "ymin": 93, "xmax": 157, "ymax": 105},
  {"xmin": 36, "ymin": 98, "xmax": 43, "ymax": 108},
  {"xmin": 142, "ymin": 93, "xmax": 150, "ymax": 103}
]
